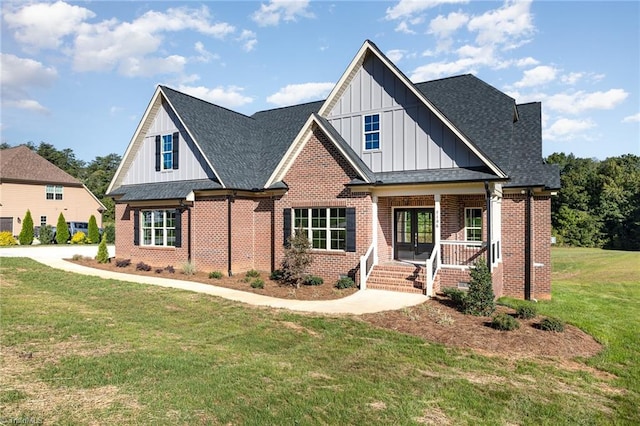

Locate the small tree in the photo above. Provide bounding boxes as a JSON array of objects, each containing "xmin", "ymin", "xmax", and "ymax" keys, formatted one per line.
[
  {"xmin": 281, "ymin": 229, "xmax": 312, "ymax": 288},
  {"xmin": 87, "ymin": 215, "xmax": 100, "ymax": 243},
  {"xmin": 18, "ymin": 210, "xmax": 34, "ymax": 245},
  {"xmin": 38, "ymin": 225, "xmax": 54, "ymax": 245},
  {"xmin": 55, "ymin": 213, "xmax": 69, "ymax": 244},
  {"xmin": 96, "ymin": 234, "xmax": 109, "ymax": 263},
  {"xmin": 463, "ymin": 260, "xmax": 495, "ymax": 316}
]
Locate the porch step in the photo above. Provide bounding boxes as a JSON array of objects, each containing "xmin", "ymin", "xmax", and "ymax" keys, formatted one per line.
[{"xmin": 366, "ymin": 264, "xmax": 425, "ymax": 294}]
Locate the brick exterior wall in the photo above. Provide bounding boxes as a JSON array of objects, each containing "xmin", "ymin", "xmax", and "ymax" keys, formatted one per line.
[{"xmin": 273, "ymin": 127, "xmax": 372, "ymax": 285}]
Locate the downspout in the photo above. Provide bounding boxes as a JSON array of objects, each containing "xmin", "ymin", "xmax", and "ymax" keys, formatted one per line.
[
  {"xmin": 484, "ymin": 181, "xmax": 492, "ymax": 271},
  {"xmin": 524, "ymin": 188, "xmax": 533, "ymax": 300},
  {"xmin": 227, "ymin": 194, "xmax": 233, "ymax": 277}
]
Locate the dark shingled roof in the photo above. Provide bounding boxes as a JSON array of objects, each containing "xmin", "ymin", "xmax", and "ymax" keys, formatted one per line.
[
  {"xmin": 111, "ymin": 179, "xmax": 222, "ymax": 201},
  {"xmin": 370, "ymin": 167, "xmax": 503, "ymax": 186}
]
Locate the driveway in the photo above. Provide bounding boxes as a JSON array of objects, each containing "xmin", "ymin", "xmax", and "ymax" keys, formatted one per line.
[{"xmin": 0, "ymin": 245, "xmax": 427, "ymax": 314}]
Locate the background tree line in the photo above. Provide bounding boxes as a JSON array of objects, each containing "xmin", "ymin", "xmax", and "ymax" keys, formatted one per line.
[
  {"xmin": 546, "ymin": 153, "xmax": 640, "ymax": 251},
  {"xmin": 2, "ymin": 142, "xmax": 638, "ymax": 250}
]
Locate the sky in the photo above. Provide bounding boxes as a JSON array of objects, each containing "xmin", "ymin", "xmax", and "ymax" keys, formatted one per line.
[{"xmin": 1, "ymin": 0, "xmax": 638, "ymax": 163}]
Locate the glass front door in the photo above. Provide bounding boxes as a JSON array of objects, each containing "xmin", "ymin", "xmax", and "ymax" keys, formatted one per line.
[{"xmin": 394, "ymin": 208, "xmax": 434, "ymax": 262}]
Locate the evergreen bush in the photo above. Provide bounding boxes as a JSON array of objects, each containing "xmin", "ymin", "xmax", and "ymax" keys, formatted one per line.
[
  {"xmin": 38, "ymin": 225, "xmax": 54, "ymax": 245},
  {"xmin": 304, "ymin": 275, "xmax": 324, "ymax": 286},
  {"xmin": 95, "ymin": 234, "xmax": 109, "ymax": 263},
  {"xmin": 55, "ymin": 213, "xmax": 69, "ymax": 244},
  {"xmin": 87, "ymin": 215, "xmax": 100, "ymax": 243},
  {"xmin": 0, "ymin": 231, "xmax": 17, "ymax": 246},
  {"xmin": 491, "ymin": 313, "xmax": 520, "ymax": 331},
  {"xmin": 18, "ymin": 210, "xmax": 34, "ymax": 245},
  {"xmin": 462, "ymin": 260, "xmax": 495, "ymax": 316},
  {"xmin": 251, "ymin": 278, "xmax": 265, "ymax": 289},
  {"xmin": 442, "ymin": 287, "xmax": 467, "ymax": 307},
  {"xmin": 246, "ymin": 269, "xmax": 260, "ymax": 278},
  {"xmin": 103, "ymin": 223, "xmax": 116, "ymax": 244},
  {"xmin": 516, "ymin": 303, "xmax": 538, "ymax": 320},
  {"xmin": 209, "ymin": 271, "xmax": 223, "ymax": 279},
  {"xmin": 539, "ymin": 317, "xmax": 565, "ymax": 332},
  {"xmin": 335, "ymin": 276, "xmax": 356, "ymax": 289}
]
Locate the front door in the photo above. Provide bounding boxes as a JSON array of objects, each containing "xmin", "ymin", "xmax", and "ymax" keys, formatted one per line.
[{"xmin": 394, "ymin": 208, "xmax": 434, "ymax": 262}]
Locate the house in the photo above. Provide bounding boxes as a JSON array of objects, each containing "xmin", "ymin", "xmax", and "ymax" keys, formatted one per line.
[
  {"xmin": 107, "ymin": 40, "xmax": 559, "ymax": 300},
  {"xmin": 0, "ymin": 145, "xmax": 105, "ymax": 236}
]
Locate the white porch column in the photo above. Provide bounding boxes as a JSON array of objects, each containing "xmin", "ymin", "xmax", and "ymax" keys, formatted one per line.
[
  {"xmin": 434, "ymin": 194, "xmax": 441, "ymax": 253},
  {"xmin": 372, "ymin": 195, "xmax": 378, "ymax": 264}
]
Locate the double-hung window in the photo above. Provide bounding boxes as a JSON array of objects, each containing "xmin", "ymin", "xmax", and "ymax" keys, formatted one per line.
[
  {"xmin": 45, "ymin": 185, "xmax": 63, "ymax": 200},
  {"xmin": 364, "ymin": 114, "xmax": 380, "ymax": 150},
  {"xmin": 293, "ymin": 208, "xmax": 347, "ymax": 250},
  {"xmin": 162, "ymin": 134, "xmax": 173, "ymax": 170},
  {"xmin": 141, "ymin": 209, "xmax": 176, "ymax": 247},
  {"xmin": 465, "ymin": 208, "xmax": 482, "ymax": 242}
]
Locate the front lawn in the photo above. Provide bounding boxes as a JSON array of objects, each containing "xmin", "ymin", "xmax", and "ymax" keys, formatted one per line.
[{"xmin": 1, "ymin": 249, "xmax": 638, "ymax": 424}]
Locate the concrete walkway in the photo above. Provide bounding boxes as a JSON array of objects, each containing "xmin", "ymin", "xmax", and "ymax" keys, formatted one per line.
[{"xmin": 0, "ymin": 245, "xmax": 427, "ymax": 315}]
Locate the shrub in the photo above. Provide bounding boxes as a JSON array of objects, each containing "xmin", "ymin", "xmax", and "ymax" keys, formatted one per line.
[
  {"xmin": 335, "ymin": 276, "xmax": 355, "ymax": 289},
  {"xmin": 539, "ymin": 317, "xmax": 565, "ymax": 332},
  {"xmin": 18, "ymin": 210, "xmax": 34, "ymax": 245},
  {"xmin": 251, "ymin": 278, "xmax": 265, "ymax": 289},
  {"xmin": 165, "ymin": 265, "xmax": 175, "ymax": 274},
  {"xmin": 155, "ymin": 268, "xmax": 163, "ymax": 274},
  {"xmin": 71, "ymin": 231, "xmax": 87, "ymax": 244},
  {"xmin": 463, "ymin": 261, "xmax": 495, "ymax": 316},
  {"xmin": 136, "ymin": 261, "xmax": 151, "ymax": 271},
  {"xmin": 304, "ymin": 275, "xmax": 324, "ymax": 286},
  {"xmin": 96, "ymin": 234, "xmax": 109, "ymax": 263},
  {"xmin": 116, "ymin": 258, "xmax": 131, "ymax": 268},
  {"xmin": 270, "ymin": 269, "xmax": 284, "ymax": 281},
  {"xmin": 491, "ymin": 313, "xmax": 520, "ymax": 331},
  {"xmin": 0, "ymin": 231, "xmax": 17, "ymax": 246},
  {"xmin": 87, "ymin": 215, "xmax": 100, "ymax": 243},
  {"xmin": 103, "ymin": 223, "xmax": 116, "ymax": 244},
  {"xmin": 38, "ymin": 225, "xmax": 54, "ymax": 245},
  {"xmin": 516, "ymin": 303, "xmax": 538, "ymax": 320},
  {"xmin": 71, "ymin": 254, "xmax": 84, "ymax": 261},
  {"xmin": 442, "ymin": 287, "xmax": 466, "ymax": 306},
  {"xmin": 281, "ymin": 230, "xmax": 312, "ymax": 288},
  {"xmin": 182, "ymin": 262, "xmax": 196, "ymax": 276},
  {"xmin": 55, "ymin": 213, "xmax": 69, "ymax": 244},
  {"xmin": 209, "ymin": 271, "xmax": 223, "ymax": 279},
  {"xmin": 246, "ymin": 269, "xmax": 260, "ymax": 278}
]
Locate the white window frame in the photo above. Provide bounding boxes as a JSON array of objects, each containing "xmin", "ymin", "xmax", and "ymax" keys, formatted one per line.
[
  {"xmin": 45, "ymin": 185, "xmax": 63, "ymax": 200},
  {"xmin": 465, "ymin": 207, "xmax": 483, "ymax": 242},
  {"xmin": 293, "ymin": 207, "xmax": 347, "ymax": 251},
  {"xmin": 363, "ymin": 114, "xmax": 380, "ymax": 151},
  {"xmin": 162, "ymin": 134, "xmax": 173, "ymax": 170},
  {"xmin": 141, "ymin": 209, "xmax": 176, "ymax": 247},
  {"xmin": 40, "ymin": 216, "xmax": 47, "ymax": 226}
]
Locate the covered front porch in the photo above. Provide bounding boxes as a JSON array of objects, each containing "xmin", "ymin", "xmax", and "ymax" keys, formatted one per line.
[{"xmin": 359, "ymin": 184, "xmax": 503, "ymax": 296}]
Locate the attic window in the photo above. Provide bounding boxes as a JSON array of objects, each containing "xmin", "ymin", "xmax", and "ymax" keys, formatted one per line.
[
  {"xmin": 46, "ymin": 185, "xmax": 63, "ymax": 200},
  {"xmin": 155, "ymin": 132, "xmax": 180, "ymax": 171},
  {"xmin": 364, "ymin": 114, "xmax": 380, "ymax": 150},
  {"xmin": 162, "ymin": 135, "xmax": 173, "ymax": 170}
]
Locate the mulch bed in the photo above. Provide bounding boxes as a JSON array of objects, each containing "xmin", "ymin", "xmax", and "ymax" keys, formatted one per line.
[
  {"xmin": 69, "ymin": 257, "xmax": 357, "ymax": 300},
  {"xmin": 69, "ymin": 258, "xmax": 602, "ymax": 360},
  {"xmin": 361, "ymin": 296, "xmax": 603, "ymax": 359}
]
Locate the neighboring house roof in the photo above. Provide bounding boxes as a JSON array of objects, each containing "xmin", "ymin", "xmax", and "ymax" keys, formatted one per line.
[
  {"xmin": 0, "ymin": 145, "xmax": 82, "ymax": 185},
  {"xmin": 109, "ymin": 40, "xmax": 559, "ymax": 201}
]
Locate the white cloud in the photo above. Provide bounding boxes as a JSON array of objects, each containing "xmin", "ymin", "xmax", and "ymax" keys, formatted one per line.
[
  {"xmin": 395, "ymin": 21, "xmax": 416, "ymax": 34},
  {"xmin": 386, "ymin": 49, "xmax": 406, "ymax": 63},
  {"xmin": 467, "ymin": 0, "xmax": 534, "ymax": 48},
  {"xmin": 385, "ymin": 0, "xmax": 468, "ymax": 21},
  {"xmin": 72, "ymin": 6, "xmax": 234, "ymax": 75},
  {"xmin": 514, "ymin": 57, "xmax": 539, "ymax": 67},
  {"xmin": 622, "ymin": 113, "xmax": 640, "ymax": 123},
  {"xmin": 252, "ymin": 0, "xmax": 314, "ymax": 27},
  {"xmin": 178, "ymin": 85, "xmax": 253, "ymax": 108},
  {"xmin": 3, "ymin": 1, "xmax": 95, "ymax": 50},
  {"xmin": 545, "ymin": 89, "xmax": 629, "ymax": 114},
  {"xmin": 238, "ymin": 30, "xmax": 258, "ymax": 52},
  {"xmin": 544, "ymin": 117, "xmax": 595, "ymax": 141},
  {"xmin": 428, "ymin": 11, "xmax": 469, "ymax": 37},
  {"xmin": 514, "ymin": 65, "xmax": 558, "ymax": 88},
  {"xmin": 4, "ymin": 99, "xmax": 50, "ymax": 114},
  {"xmin": 0, "ymin": 53, "xmax": 57, "ymax": 88},
  {"xmin": 410, "ymin": 58, "xmax": 479, "ymax": 81},
  {"xmin": 194, "ymin": 42, "xmax": 219, "ymax": 63},
  {"xmin": 267, "ymin": 82, "xmax": 334, "ymax": 106},
  {"xmin": 561, "ymin": 72, "xmax": 584, "ymax": 85}
]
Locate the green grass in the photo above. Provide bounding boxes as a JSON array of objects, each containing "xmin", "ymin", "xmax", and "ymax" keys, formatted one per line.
[{"xmin": 1, "ymin": 251, "xmax": 638, "ymax": 424}]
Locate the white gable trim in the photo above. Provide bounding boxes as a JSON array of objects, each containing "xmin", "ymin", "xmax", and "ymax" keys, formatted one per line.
[
  {"xmin": 265, "ymin": 115, "xmax": 372, "ymax": 187},
  {"xmin": 106, "ymin": 87, "xmax": 226, "ymax": 195},
  {"xmin": 318, "ymin": 40, "xmax": 507, "ymax": 179}
]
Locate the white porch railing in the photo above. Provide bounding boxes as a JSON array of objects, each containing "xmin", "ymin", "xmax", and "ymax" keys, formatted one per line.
[
  {"xmin": 440, "ymin": 241, "xmax": 487, "ymax": 268},
  {"xmin": 359, "ymin": 242, "xmax": 376, "ymax": 290},
  {"xmin": 425, "ymin": 244, "xmax": 440, "ymax": 297}
]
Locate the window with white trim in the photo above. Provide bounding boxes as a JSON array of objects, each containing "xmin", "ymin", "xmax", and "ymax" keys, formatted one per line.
[
  {"xmin": 364, "ymin": 114, "xmax": 380, "ymax": 150},
  {"xmin": 141, "ymin": 210, "xmax": 176, "ymax": 247},
  {"xmin": 45, "ymin": 185, "xmax": 63, "ymax": 200},
  {"xmin": 465, "ymin": 208, "xmax": 482, "ymax": 241},
  {"xmin": 293, "ymin": 208, "xmax": 347, "ymax": 250},
  {"xmin": 40, "ymin": 216, "xmax": 47, "ymax": 226},
  {"xmin": 162, "ymin": 134, "xmax": 173, "ymax": 170}
]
